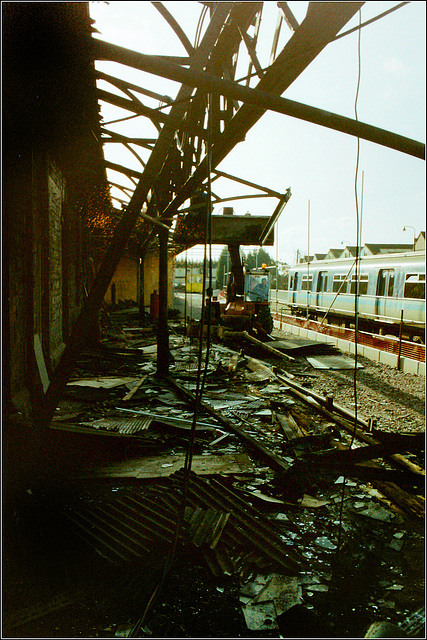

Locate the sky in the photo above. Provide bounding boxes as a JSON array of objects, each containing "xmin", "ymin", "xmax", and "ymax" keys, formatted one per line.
[{"xmin": 89, "ymin": 1, "xmax": 426, "ymax": 265}]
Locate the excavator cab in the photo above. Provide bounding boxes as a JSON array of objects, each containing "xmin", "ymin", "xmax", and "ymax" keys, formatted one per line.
[
  {"xmin": 220, "ymin": 254, "xmax": 274, "ymax": 338},
  {"xmin": 245, "ymin": 271, "xmax": 270, "ymax": 302}
]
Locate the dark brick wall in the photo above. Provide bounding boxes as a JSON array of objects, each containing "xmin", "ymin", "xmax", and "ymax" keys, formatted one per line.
[{"xmin": 3, "ymin": 2, "xmax": 106, "ymax": 417}]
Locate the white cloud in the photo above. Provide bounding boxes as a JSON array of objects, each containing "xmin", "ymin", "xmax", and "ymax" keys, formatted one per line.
[{"xmin": 382, "ymin": 56, "xmax": 409, "ymax": 77}]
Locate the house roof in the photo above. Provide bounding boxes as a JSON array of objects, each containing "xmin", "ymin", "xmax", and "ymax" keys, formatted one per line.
[
  {"xmin": 326, "ymin": 249, "xmax": 344, "ymax": 258},
  {"xmin": 363, "ymin": 244, "xmax": 413, "ymax": 254}
]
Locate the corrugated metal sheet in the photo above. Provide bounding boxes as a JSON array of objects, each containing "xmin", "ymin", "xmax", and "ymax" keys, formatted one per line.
[
  {"xmin": 81, "ymin": 417, "xmax": 153, "ymax": 434},
  {"xmin": 62, "ymin": 470, "xmax": 304, "ymax": 575}
]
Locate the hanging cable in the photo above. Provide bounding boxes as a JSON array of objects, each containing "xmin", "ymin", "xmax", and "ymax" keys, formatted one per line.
[
  {"xmin": 336, "ymin": 6, "xmax": 363, "ymax": 552},
  {"xmin": 351, "ymin": 5, "xmax": 363, "ymax": 451},
  {"xmin": 184, "ymin": 91, "xmax": 214, "ymax": 477},
  {"xmin": 127, "ymin": 92, "xmax": 214, "ymax": 639},
  {"xmin": 318, "ymin": 259, "xmax": 356, "ymax": 327}
]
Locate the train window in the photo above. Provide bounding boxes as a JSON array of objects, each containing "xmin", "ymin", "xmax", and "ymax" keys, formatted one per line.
[
  {"xmin": 301, "ymin": 274, "xmax": 313, "ymax": 291},
  {"xmin": 377, "ymin": 269, "xmax": 395, "ymax": 297},
  {"xmin": 317, "ymin": 271, "xmax": 328, "ymax": 292},
  {"xmin": 404, "ymin": 274, "xmax": 425, "ymax": 299},
  {"xmin": 332, "ymin": 274, "xmax": 347, "ymax": 293},
  {"xmin": 350, "ymin": 274, "xmax": 369, "ymax": 295}
]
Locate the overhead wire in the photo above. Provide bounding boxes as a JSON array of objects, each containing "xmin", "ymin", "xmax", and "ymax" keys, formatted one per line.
[
  {"xmin": 336, "ymin": 6, "xmax": 363, "ymax": 552},
  {"xmin": 334, "ymin": 2, "xmax": 410, "ymax": 41},
  {"xmin": 127, "ymin": 86, "xmax": 215, "ymax": 640}
]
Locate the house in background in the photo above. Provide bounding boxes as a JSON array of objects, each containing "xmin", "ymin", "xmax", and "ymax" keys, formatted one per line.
[
  {"xmin": 361, "ymin": 243, "xmax": 414, "ymax": 256},
  {"xmin": 297, "ymin": 239, "xmax": 425, "ymax": 264},
  {"xmin": 415, "ymin": 231, "xmax": 425, "ymax": 251}
]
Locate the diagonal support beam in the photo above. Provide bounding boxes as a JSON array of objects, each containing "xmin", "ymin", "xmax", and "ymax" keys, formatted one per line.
[
  {"xmin": 160, "ymin": 2, "xmax": 370, "ymax": 218},
  {"xmin": 259, "ymin": 188, "xmax": 292, "ymax": 245},
  {"xmin": 93, "ymin": 2, "xmax": 422, "ymax": 235}
]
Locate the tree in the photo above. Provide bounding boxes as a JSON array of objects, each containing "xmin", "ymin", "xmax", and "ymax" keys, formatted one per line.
[
  {"xmin": 244, "ymin": 247, "xmax": 275, "ymax": 270},
  {"xmin": 215, "ymin": 246, "xmax": 230, "ymax": 289}
]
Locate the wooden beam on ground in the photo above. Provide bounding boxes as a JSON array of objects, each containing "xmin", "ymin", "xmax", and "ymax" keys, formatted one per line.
[{"xmin": 167, "ymin": 376, "xmax": 290, "ymax": 475}]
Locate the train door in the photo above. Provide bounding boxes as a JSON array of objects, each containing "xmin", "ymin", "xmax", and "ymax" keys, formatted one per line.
[
  {"xmin": 316, "ymin": 270, "xmax": 327, "ymax": 308},
  {"xmin": 292, "ymin": 272, "xmax": 299, "ymax": 305},
  {"xmin": 376, "ymin": 268, "xmax": 395, "ymax": 318}
]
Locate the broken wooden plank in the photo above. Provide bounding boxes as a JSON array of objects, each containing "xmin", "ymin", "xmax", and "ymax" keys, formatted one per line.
[
  {"xmin": 167, "ymin": 377, "xmax": 291, "ymax": 475},
  {"xmin": 308, "ymin": 433, "xmax": 425, "ymax": 465},
  {"xmin": 372, "ymin": 480, "xmax": 425, "ymax": 519},
  {"xmin": 122, "ymin": 375, "xmax": 147, "ymax": 400},
  {"xmin": 276, "ymin": 412, "xmax": 304, "ymax": 440},
  {"xmin": 274, "ymin": 372, "xmax": 425, "ymax": 479}
]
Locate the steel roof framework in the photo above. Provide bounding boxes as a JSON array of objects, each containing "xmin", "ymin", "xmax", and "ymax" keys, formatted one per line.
[{"xmin": 40, "ymin": 1, "xmax": 425, "ymax": 424}]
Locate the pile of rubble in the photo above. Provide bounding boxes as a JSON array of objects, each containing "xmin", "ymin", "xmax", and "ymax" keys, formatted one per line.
[{"xmin": 3, "ymin": 309, "xmax": 425, "ymax": 638}]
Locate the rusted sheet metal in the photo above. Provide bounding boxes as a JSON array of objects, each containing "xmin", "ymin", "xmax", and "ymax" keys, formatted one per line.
[
  {"xmin": 64, "ymin": 497, "xmax": 181, "ymax": 565},
  {"xmin": 81, "ymin": 416, "xmax": 153, "ymax": 434},
  {"xmin": 185, "ymin": 506, "xmax": 230, "ymax": 549},
  {"xmin": 174, "ymin": 213, "xmax": 275, "ymax": 247},
  {"xmin": 166, "ymin": 470, "xmax": 303, "ymax": 574},
  {"xmin": 63, "ymin": 470, "xmax": 304, "ymax": 573}
]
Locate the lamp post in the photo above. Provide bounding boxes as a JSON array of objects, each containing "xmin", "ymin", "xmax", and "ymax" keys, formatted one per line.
[{"xmin": 403, "ymin": 226, "xmax": 416, "ymax": 251}]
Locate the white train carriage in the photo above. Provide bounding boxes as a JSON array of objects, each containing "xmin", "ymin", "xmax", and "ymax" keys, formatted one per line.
[{"xmin": 279, "ymin": 251, "xmax": 425, "ymax": 342}]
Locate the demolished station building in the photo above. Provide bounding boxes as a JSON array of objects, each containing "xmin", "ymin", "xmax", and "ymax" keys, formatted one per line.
[{"xmin": 2, "ymin": 3, "xmax": 425, "ymax": 638}]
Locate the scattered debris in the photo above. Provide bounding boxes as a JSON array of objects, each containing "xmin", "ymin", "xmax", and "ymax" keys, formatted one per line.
[
  {"xmin": 76, "ymin": 452, "xmax": 256, "ymax": 478},
  {"xmin": 306, "ymin": 354, "xmax": 364, "ymax": 369},
  {"xmin": 6, "ymin": 310, "xmax": 423, "ymax": 637}
]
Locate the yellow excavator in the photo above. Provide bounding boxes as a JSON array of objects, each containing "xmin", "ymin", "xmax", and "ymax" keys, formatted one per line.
[{"xmin": 213, "ymin": 245, "xmax": 274, "ymax": 340}]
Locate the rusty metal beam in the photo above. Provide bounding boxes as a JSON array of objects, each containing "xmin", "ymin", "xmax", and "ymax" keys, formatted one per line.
[
  {"xmin": 259, "ymin": 188, "xmax": 292, "ymax": 245},
  {"xmin": 93, "ymin": 3, "xmax": 423, "ymax": 177},
  {"xmin": 97, "ymin": 87, "xmax": 204, "ymax": 137},
  {"xmin": 105, "ymin": 160, "xmax": 143, "ymax": 180},
  {"xmin": 212, "ymin": 170, "xmax": 283, "ymax": 199},
  {"xmin": 102, "ymin": 130, "xmax": 156, "ymax": 150},
  {"xmin": 151, "ymin": 1, "xmax": 195, "ymax": 56},
  {"xmin": 159, "ymin": 2, "xmax": 369, "ymax": 217},
  {"xmin": 277, "ymin": 2, "xmax": 300, "ymax": 32}
]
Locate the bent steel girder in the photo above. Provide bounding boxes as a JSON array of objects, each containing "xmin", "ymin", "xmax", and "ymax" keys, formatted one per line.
[
  {"xmin": 94, "ymin": 2, "xmax": 424, "ymax": 234},
  {"xmin": 95, "ymin": 2, "xmax": 263, "ymax": 211},
  {"xmin": 177, "ymin": 2, "xmax": 262, "ymax": 187},
  {"xmin": 151, "ymin": 1, "xmax": 195, "ymax": 57},
  {"xmin": 161, "ymin": 1, "xmax": 366, "ymax": 221},
  {"xmin": 94, "ymin": 36, "xmax": 424, "ymax": 163}
]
